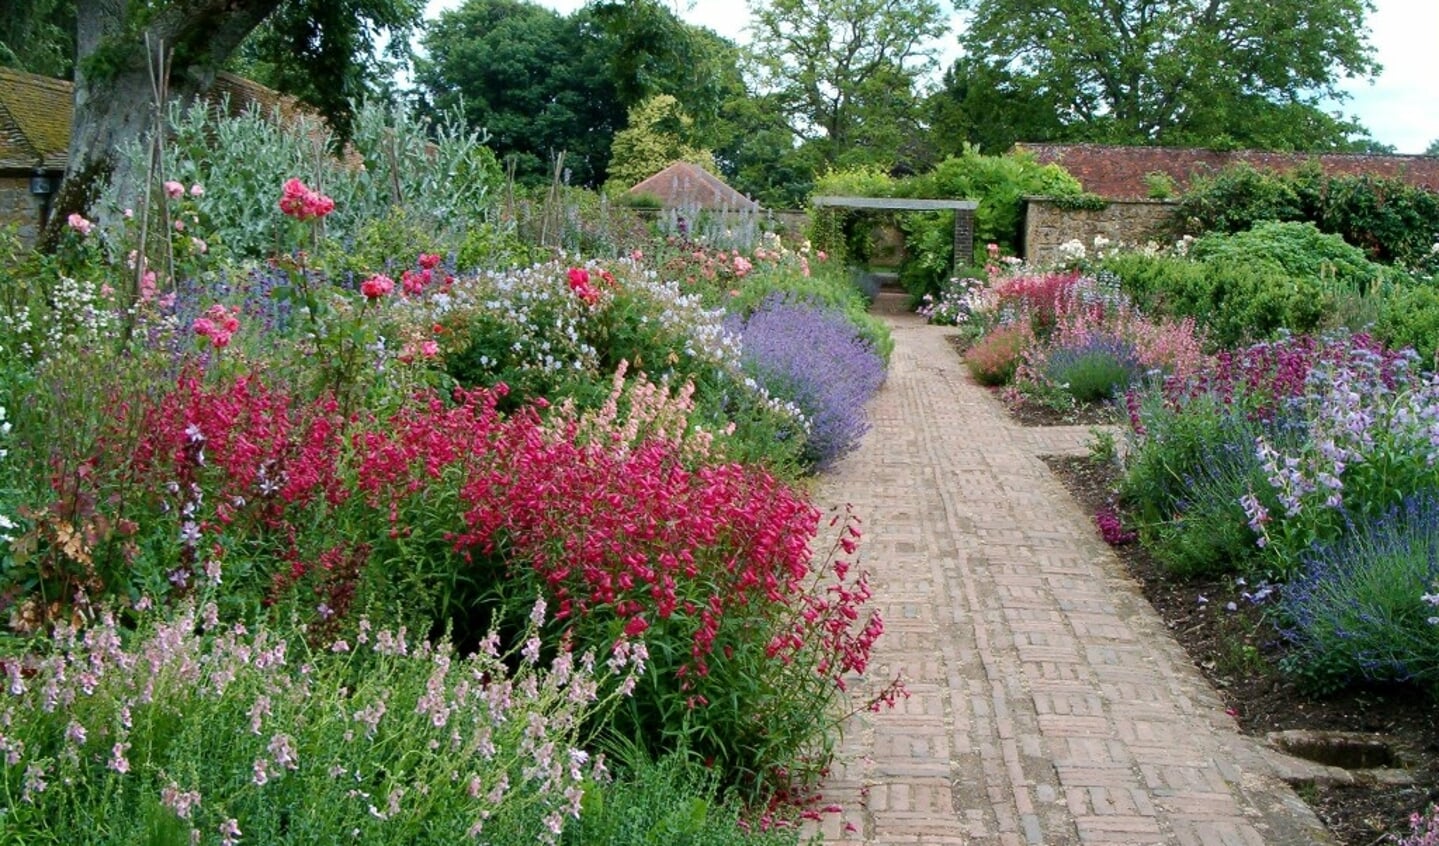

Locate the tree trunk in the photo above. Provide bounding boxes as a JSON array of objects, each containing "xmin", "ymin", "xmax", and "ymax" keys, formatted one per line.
[{"xmin": 41, "ymin": 0, "xmax": 282, "ymax": 250}]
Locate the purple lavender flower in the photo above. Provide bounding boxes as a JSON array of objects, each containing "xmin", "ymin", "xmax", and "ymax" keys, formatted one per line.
[{"xmin": 728, "ymin": 294, "xmax": 886, "ymax": 470}]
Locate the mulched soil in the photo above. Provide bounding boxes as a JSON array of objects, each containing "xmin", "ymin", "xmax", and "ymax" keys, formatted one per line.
[{"xmin": 1041, "ymin": 448, "xmax": 1439, "ymax": 846}]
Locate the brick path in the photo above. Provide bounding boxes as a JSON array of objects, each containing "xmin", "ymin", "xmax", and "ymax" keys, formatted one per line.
[{"xmin": 805, "ymin": 312, "xmax": 1333, "ymax": 845}]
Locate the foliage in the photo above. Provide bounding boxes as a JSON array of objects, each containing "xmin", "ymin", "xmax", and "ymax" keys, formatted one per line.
[
  {"xmin": 951, "ymin": 0, "xmax": 1381, "ymax": 150},
  {"xmin": 1377, "ymin": 282, "xmax": 1439, "ymax": 366},
  {"xmin": 563, "ymin": 751, "xmax": 801, "ymax": 845},
  {"xmin": 227, "ymin": 0, "xmax": 424, "ymax": 143},
  {"xmin": 1189, "ymin": 221, "xmax": 1392, "ymax": 296},
  {"xmin": 1098, "ymin": 251, "xmax": 1334, "ymax": 347},
  {"xmin": 416, "ymin": 0, "xmax": 619, "ymax": 187},
  {"xmin": 728, "ymin": 295, "xmax": 887, "ymax": 469},
  {"xmin": 1042, "ymin": 334, "xmax": 1146, "ymax": 402},
  {"xmin": 746, "ymin": 0, "xmax": 949, "ymax": 168},
  {"xmin": 604, "ymin": 95, "xmax": 718, "ymax": 195},
  {"xmin": 1176, "ymin": 163, "xmax": 1439, "ymax": 270},
  {"xmin": 114, "ymin": 96, "xmax": 501, "ymax": 268},
  {"xmin": 896, "ymin": 149, "xmax": 1083, "ymax": 299},
  {"xmin": 0, "ymin": 0, "xmax": 74, "ymax": 77},
  {"xmin": 1121, "ymin": 332, "xmax": 1417, "ymax": 578},
  {"xmin": 0, "ymin": 603, "xmax": 608, "ymax": 844},
  {"xmin": 1278, "ymin": 495, "xmax": 1439, "ymax": 693}
]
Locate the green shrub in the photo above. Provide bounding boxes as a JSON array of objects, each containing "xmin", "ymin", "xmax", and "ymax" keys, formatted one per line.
[
  {"xmin": 1120, "ymin": 396, "xmax": 1273, "ymax": 577},
  {"xmin": 896, "ymin": 148, "xmax": 1082, "ymax": 299},
  {"xmin": 1174, "ymin": 163, "xmax": 1305, "ymax": 235},
  {"xmin": 1189, "ymin": 221, "xmax": 1391, "ymax": 296},
  {"xmin": 1176, "ymin": 162, "xmax": 1439, "ymax": 270},
  {"xmin": 1377, "ymin": 281, "xmax": 1439, "ymax": 365},
  {"xmin": 1098, "ymin": 247, "xmax": 1334, "ymax": 347},
  {"xmin": 565, "ymin": 751, "xmax": 800, "ymax": 845}
]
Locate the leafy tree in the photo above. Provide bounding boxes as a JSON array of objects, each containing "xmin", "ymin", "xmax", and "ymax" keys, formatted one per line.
[
  {"xmin": 1426, "ymin": 138, "xmax": 1439, "ymax": 156},
  {"xmin": 417, "ymin": 0, "xmax": 739, "ymax": 189},
  {"xmin": 416, "ymin": 0, "xmax": 617, "ymax": 187},
  {"xmin": 0, "ymin": 0, "xmax": 75, "ymax": 77},
  {"xmin": 746, "ymin": 0, "xmax": 949, "ymax": 167},
  {"xmin": 952, "ymin": 0, "xmax": 1382, "ymax": 150},
  {"xmin": 34, "ymin": 0, "xmax": 422, "ymax": 246},
  {"xmin": 604, "ymin": 95, "xmax": 716, "ymax": 194},
  {"xmin": 712, "ymin": 92, "xmax": 819, "ymax": 209},
  {"xmin": 587, "ymin": 0, "xmax": 745, "ymax": 142}
]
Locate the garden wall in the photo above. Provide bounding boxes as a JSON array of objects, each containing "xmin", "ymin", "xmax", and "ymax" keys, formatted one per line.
[
  {"xmin": 1023, "ymin": 197, "xmax": 1178, "ymax": 265},
  {"xmin": 0, "ymin": 174, "xmax": 51, "ymax": 244}
]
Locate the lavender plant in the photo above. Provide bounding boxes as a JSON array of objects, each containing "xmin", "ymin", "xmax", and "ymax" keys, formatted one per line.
[
  {"xmin": 1277, "ymin": 494, "xmax": 1439, "ymax": 693},
  {"xmin": 727, "ymin": 295, "xmax": 886, "ymax": 470},
  {"xmin": 1042, "ymin": 334, "xmax": 1146, "ymax": 403}
]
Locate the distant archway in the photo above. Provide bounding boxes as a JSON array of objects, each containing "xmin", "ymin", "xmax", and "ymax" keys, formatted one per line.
[{"xmin": 810, "ymin": 196, "xmax": 979, "ymax": 273}]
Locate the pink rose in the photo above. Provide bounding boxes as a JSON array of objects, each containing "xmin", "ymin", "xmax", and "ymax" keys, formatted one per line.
[
  {"xmin": 189, "ymin": 183, "xmax": 205, "ymax": 197},
  {"xmin": 66, "ymin": 213, "xmax": 93, "ymax": 236},
  {"xmin": 360, "ymin": 274, "xmax": 394, "ymax": 300},
  {"xmin": 164, "ymin": 181, "xmax": 185, "ymax": 199}
]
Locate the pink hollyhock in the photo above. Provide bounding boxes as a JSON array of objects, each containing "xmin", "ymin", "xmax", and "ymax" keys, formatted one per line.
[
  {"xmin": 193, "ymin": 304, "xmax": 240, "ymax": 349},
  {"xmin": 278, "ymin": 178, "xmax": 335, "ymax": 221},
  {"xmin": 401, "ymin": 269, "xmax": 429, "ymax": 296},
  {"xmin": 361, "ymin": 274, "xmax": 394, "ymax": 300}
]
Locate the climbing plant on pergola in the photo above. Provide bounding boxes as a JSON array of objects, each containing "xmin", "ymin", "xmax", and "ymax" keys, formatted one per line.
[{"xmin": 810, "ymin": 196, "xmax": 979, "ymax": 273}]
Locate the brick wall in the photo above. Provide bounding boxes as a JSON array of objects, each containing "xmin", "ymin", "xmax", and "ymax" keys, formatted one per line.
[
  {"xmin": 1023, "ymin": 198, "xmax": 1178, "ymax": 265},
  {"xmin": 1017, "ymin": 143, "xmax": 1439, "ymax": 200}
]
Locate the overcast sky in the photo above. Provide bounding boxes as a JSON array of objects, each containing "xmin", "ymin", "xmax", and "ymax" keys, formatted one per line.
[{"xmin": 423, "ymin": 0, "xmax": 1439, "ymax": 155}]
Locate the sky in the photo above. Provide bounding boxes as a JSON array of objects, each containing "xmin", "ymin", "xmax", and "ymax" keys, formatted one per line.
[{"xmin": 423, "ymin": 0, "xmax": 1439, "ymax": 155}]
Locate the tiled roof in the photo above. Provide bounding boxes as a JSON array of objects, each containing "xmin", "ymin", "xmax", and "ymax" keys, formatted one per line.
[
  {"xmin": 0, "ymin": 66, "xmax": 73, "ymax": 170},
  {"xmin": 0, "ymin": 69, "xmax": 327, "ymax": 172},
  {"xmin": 1016, "ymin": 143, "xmax": 1439, "ymax": 199},
  {"xmin": 628, "ymin": 161, "xmax": 758, "ymax": 211}
]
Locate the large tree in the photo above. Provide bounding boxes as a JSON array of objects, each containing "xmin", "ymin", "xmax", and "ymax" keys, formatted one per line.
[
  {"xmin": 415, "ymin": 0, "xmax": 617, "ymax": 187},
  {"xmin": 951, "ymin": 0, "xmax": 1381, "ymax": 150},
  {"xmin": 746, "ymin": 0, "xmax": 949, "ymax": 167},
  {"xmin": 33, "ymin": 0, "xmax": 420, "ymax": 244},
  {"xmin": 416, "ymin": 0, "xmax": 742, "ymax": 189}
]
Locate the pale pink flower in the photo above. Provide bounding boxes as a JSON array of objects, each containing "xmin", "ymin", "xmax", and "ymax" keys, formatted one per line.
[
  {"xmin": 66, "ymin": 213, "xmax": 93, "ymax": 236},
  {"xmin": 164, "ymin": 181, "xmax": 185, "ymax": 199},
  {"xmin": 189, "ymin": 183, "xmax": 205, "ymax": 197}
]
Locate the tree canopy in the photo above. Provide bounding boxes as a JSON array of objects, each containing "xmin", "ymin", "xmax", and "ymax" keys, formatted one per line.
[
  {"xmin": 746, "ymin": 0, "xmax": 949, "ymax": 168},
  {"xmin": 416, "ymin": 0, "xmax": 744, "ymax": 189},
  {"xmin": 950, "ymin": 0, "xmax": 1382, "ymax": 151}
]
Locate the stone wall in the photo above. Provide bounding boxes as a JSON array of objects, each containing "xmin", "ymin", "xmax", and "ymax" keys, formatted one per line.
[
  {"xmin": 0, "ymin": 176, "xmax": 47, "ymax": 244},
  {"xmin": 1023, "ymin": 198, "xmax": 1178, "ymax": 265}
]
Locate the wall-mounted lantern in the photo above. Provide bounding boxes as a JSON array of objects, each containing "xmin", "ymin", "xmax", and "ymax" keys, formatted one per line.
[{"xmin": 30, "ymin": 173, "xmax": 55, "ymax": 195}]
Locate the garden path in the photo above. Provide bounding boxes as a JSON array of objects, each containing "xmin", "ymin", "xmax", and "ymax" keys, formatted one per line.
[{"xmin": 804, "ymin": 307, "xmax": 1334, "ymax": 845}]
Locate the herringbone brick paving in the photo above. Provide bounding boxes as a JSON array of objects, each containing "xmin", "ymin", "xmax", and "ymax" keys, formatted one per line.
[{"xmin": 804, "ymin": 312, "xmax": 1332, "ymax": 845}]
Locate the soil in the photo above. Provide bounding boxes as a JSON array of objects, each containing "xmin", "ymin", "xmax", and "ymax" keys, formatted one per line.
[{"xmin": 1040, "ymin": 451, "xmax": 1439, "ymax": 846}]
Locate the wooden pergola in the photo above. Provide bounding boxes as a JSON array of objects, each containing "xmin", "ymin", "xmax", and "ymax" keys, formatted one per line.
[{"xmin": 811, "ymin": 196, "xmax": 979, "ymax": 272}]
